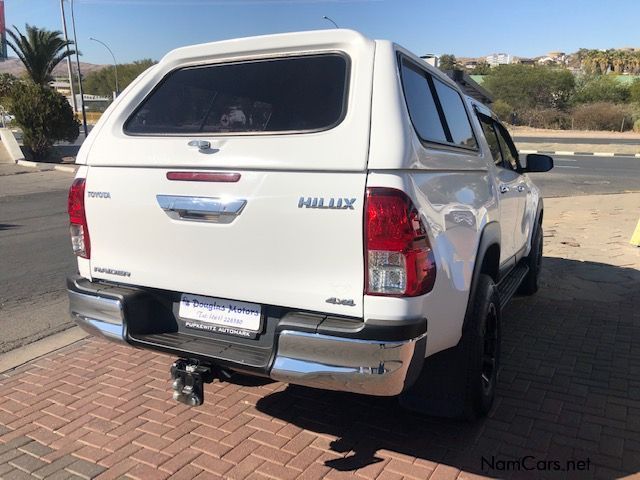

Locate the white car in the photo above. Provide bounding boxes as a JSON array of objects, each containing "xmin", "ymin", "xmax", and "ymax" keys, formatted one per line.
[{"xmin": 66, "ymin": 29, "xmax": 552, "ymax": 418}]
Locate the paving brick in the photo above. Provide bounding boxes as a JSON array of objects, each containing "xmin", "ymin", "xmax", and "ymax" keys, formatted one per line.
[
  {"xmin": 123, "ymin": 462, "xmax": 170, "ymax": 480},
  {"xmin": 32, "ymin": 455, "xmax": 77, "ymax": 480},
  {"xmin": 157, "ymin": 447, "xmax": 200, "ymax": 474},
  {"xmin": 94, "ymin": 458, "xmax": 137, "ymax": 480},
  {"xmin": 225, "ymin": 454, "xmax": 266, "ymax": 480},
  {"xmin": 8, "ymin": 453, "xmax": 48, "ymax": 473},
  {"xmin": 131, "ymin": 447, "xmax": 171, "ymax": 468},
  {"xmin": 65, "ymin": 458, "xmax": 107, "ymax": 479},
  {"xmin": 165, "ymin": 464, "xmax": 203, "ymax": 480},
  {"xmin": 191, "ymin": 453, "xmax": 234, "ymax": 475},
  {"xmin": 1, "ymin": 468, "xmax": 34, "ymax": 480}
]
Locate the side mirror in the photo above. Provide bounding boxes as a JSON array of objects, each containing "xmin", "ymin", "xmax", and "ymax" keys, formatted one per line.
[{"xmin": 523, "ymin": 153, "xmax": 554, "ymax": 173}]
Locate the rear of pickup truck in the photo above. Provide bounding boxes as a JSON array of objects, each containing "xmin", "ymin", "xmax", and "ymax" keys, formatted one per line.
[{"xmin": 67, "ymin": 30, "xmax": 431, "ymax": 405}]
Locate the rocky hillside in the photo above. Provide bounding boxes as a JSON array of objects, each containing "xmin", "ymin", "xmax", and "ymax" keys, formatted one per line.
[{"xmin": 0, "ymin": 57, "xmax": 106, "ymax": 77}]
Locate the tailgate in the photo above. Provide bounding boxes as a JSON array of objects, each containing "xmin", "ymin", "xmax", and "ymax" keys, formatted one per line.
[{"xmin": 85, "ymin": 168, "xmax": 366, "ymax": 317}]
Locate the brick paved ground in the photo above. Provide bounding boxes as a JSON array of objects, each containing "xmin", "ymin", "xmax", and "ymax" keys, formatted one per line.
[{"xmin": 0, "ymin": 193, "xmax": 639, "ymax": 480}]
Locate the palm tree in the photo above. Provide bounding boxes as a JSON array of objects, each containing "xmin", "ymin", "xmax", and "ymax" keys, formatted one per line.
[{"xmin": 6, "ymin": 24, "xmax": 76, "ymax": 85}]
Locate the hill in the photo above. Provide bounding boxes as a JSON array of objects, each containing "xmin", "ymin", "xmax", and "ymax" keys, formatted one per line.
[{"xmin": 0, "ymin": 57, "xmax": 107, "ymax": 78}]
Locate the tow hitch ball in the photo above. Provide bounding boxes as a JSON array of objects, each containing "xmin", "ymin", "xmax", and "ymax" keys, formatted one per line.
[{"xmin": 170, "ymin": 359, "xmax": 215, "ymax": 406}]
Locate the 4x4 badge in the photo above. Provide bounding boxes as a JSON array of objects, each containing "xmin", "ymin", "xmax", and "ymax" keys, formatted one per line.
[{"xmin": 298, "ymin": 197, "xmax": 356, "ymax": 210}]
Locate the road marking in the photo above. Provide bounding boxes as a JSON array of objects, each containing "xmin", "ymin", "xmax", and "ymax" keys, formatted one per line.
[
  {"xmin": 556, "ymin": 165, "xmax": 580, "ymax": 169},
  {"xmin": 518, "ymin": 150, "xmax": 640, "ymax": 158},
  {"xmin": 556, "ymin": 158, "xmax": 577, "ymax": 162}
]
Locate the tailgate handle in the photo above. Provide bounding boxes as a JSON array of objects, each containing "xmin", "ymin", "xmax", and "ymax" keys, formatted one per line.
[{"xmin": 157, "ymin": 195, "xmax": 246, "ymax": 224}]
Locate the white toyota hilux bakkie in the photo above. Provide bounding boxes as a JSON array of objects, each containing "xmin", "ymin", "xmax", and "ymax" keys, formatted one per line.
[{"xmin": 67, "ymin": 29, "xmax": 553, "ymax": 418}]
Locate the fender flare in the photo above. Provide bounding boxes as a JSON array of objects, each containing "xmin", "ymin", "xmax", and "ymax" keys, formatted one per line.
[
  {"xmin": 526, "ymin": 197, "xmax": 544, "ymax": 255},
  {"xmin": 461, "ymin": 221, "xmax": 501, "ymax": 333}
]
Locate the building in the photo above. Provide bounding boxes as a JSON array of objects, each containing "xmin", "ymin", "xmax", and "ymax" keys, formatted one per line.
[
  {"xmin": 486, "ymin": 53, "xmax": 512, "ymax": 67},
  {"xmin": 537, "ymin": 51, "xmax": 567, "ymax": 65},
  {"xmin": 420, "ymin": 54, "xmax": 438, "ymax": 68}
]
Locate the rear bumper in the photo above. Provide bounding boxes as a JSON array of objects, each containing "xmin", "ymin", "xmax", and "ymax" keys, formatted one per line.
[{"xmin": 67, "ymin": 276, "xmax": 426, "ymax": 396}]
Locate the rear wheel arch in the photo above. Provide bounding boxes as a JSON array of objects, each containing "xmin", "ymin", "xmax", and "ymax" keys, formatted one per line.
[{"xmin": 463, "ymin": 222, "xmax": 501, "ymax": 332}]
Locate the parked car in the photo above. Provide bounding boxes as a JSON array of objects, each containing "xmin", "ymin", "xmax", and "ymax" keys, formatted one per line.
[{"xmin": 66, "ymin": 29, "xmax": 552, "ymax": 418}]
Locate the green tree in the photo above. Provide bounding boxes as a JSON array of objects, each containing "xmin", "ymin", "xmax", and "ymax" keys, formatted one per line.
[
  {"xmin": 438, "ymin": 54, "xmax": 458, "ymax": 71},
  {"xmin": 572, "ymin": 75, "xmax": 630, "ymax": 104},
  {"xmin": 83, "ymin": 59, "xmax": 156, "ymax": 96},
  {"xmin": 491, "ymin": 99, "xmax": 513, "ymax": 121},
  {"xmin": 9, "ymin": 82, "xmax": 80, "ymax": 159},
  {"xmin": 483, "ymin": 64, "xmax": 575, "ymax": 111},
  {"xmin": 0, "ymin": 73, "xmax": 17, "ymax": 100},
  {"xmin": 472, "ymin": 60, "xmax": 491, "ymax": 75},
  {"xmin": 6, "ymin": 24, "xmax": 75, "ymax": 85},
  {"xmin": 630, "ymin": 79, "xmax": 640, "ymax": 104}
]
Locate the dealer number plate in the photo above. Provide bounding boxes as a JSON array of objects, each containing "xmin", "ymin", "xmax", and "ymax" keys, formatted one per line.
[{"xmin": 179, "ymin": 294, "xmax": 262, "ymax": 334}]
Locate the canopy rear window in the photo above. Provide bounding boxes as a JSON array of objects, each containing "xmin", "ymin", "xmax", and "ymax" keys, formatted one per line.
[{"xmin": 124, "ymin": 54, "xmax": 349, "ymax": 135}]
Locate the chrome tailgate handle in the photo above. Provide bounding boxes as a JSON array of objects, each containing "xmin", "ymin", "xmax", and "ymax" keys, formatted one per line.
[{"xmin": 157, "ymin": 195, "xmax": 246, "ymax": 223}]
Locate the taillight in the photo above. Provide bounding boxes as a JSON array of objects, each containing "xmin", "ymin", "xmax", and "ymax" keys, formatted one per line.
[
  {"xmin": 68, "ymin": 178, "xmax": 90, "ymax": 259},
  {"xmin": 365, "ymin": 187, "xmax": 436, "ymax": 296}
]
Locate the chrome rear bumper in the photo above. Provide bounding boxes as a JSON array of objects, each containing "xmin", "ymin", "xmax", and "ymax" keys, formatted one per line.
[
  {"xmin": 68, "ymin": 289, "xmax": 127, "ymax": 345},
  {"xmin": 67, "ymin": 276, "xmax": 426, "ymax": 396},
  {"xmin": 271, "ymin": 330, "xmax": 426, "ymax": 396}
]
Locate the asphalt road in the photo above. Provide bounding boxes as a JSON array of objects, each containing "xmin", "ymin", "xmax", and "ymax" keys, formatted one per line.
[
  {"xmin": 514, "ymin": 136, "xmax": 640, "ymax": 145},
  {"xmin": 0, "ymin": 170, "xmax": 77, "ymax": 354},
  {"xmin": 0, "ymin": 154, "xmax": 638, "ymax": 354},
  {"xmin": 527, "ymin": 154, "xmax": 640, "ymax": 197}
]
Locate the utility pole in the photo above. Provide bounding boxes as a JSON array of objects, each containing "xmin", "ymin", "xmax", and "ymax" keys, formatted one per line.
[
  {"xmin": 90, "ymin": 37, "xmax": 119, "ymax": 96},
  {"xmin": 59, "ymin": 0, "xmax": 77, "ymax": 113},
  {"xmin": 70, "ymin": 0, "xmax": 88, "ymax": 137}
]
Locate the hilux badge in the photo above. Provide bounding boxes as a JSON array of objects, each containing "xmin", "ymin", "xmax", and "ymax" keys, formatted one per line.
[{"xmin": 298, "ymin": 197, "xmax": 356, "ymax": 210}]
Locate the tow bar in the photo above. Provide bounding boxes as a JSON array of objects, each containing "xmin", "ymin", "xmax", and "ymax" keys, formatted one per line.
[{"xmin": 170, "ymin": 359, "xmax": 216, "ymax": 406}]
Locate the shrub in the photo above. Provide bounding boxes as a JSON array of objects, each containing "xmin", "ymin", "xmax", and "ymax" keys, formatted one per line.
[
  {"xmin": 571, "ymin": 102, "xmax": 633, "ymax": 131},
  {"xmin": 9, "ymin": 81, "xmax": 79, "ymax": 159},
  {"xmin": 483, "ymin": 64, "xmax": 575, "ymax": 110},
  {"xmin": 634, "ymin": 119, "xmax": 640, "ymax": 133},
  {"xmin": 491, "ymin": 99, "xmax": 513, "ymax": 122},
  {"xmin": 572, "ymin": 75, "xmax": 630, "ymax": 104},
  {"xmin": 630, "ymin": 79, "xmax": 640, "ymax": 104},
  {"xmin": 513, "ymin": 107, "xmax": 572, "ymax": 129}
]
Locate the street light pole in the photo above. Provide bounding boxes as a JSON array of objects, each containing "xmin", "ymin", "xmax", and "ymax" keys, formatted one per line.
[
  {"xmin": 322, "ymin": 16, "xmax": 339, "ymax": 29},
  {"xmin": 59, "ymin": 0, "xmax": 77, "ymax": 113},
  {"xmin": 70, "ymin": 0, "xmax": 88, "ymax": 137},
  {"xmin": 89, "ymin": 37, "xmax": 119, "ymax": 97}
]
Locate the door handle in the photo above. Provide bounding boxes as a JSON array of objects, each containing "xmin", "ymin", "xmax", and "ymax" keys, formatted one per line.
[
  {"xmin": 157, "ymin": 195, "xmax": 246, "ymax": 223},
  {"xmin": 499, "ymin": 184, "xmax": 510, "ymax": 194}
]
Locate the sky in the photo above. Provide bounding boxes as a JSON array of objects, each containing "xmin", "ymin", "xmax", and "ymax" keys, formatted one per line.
[{"xmin": 4, "ymin": 0, "xmax": 640, "ymax": 65}]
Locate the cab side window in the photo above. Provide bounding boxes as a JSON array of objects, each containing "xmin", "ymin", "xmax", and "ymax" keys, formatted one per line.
[
  {"xmin": 399, "ymin": 57, "xmax": 478, "ymax": 151},
  {"xmin": 478, "ymin": 116, "xmax": 503, "ymax": 166},
  {"xmin": 400, "ymin": 61, "xmax": 448, "ymax": 144},
  {"xmin": 494, "ymin": 124, "xmax": 520, "ymax": 170}
]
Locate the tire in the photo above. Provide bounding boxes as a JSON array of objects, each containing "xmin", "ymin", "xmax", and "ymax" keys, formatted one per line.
[
  {"xmin": 399, "ymin": 274, "xmax": 500, "ymax": 420},
  {"xmin": 461, "ymin": 274, "xmax": 501, "ymax": 420},
  {"xmin": 518, "ymin": 224, "xmax": 543, "ymax": 295}
]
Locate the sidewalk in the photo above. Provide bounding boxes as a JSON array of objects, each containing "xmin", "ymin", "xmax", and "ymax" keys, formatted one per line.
[{"xmin": 0, "ymin": 193, "xmax": 638, "ymax": 480}]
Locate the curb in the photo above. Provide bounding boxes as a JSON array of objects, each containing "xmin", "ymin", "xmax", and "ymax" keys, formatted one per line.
[
  {"xmin": 16, "ymin": 159, "xmax": 77, "ymax": 173},
  {"xmin": 631, "ymin": 218, "xmax": 640, "ymax": 247},
  {"xmin": 520, "ymin": 149, "xmax": 640, "ymax": 158},
  {"xmin": 0, "ymin": 127, "xmax": 25, "ymax": 163},
  {"xmin": 0, "ymin": 326, "xmax": 88, "ymax": 374}
]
